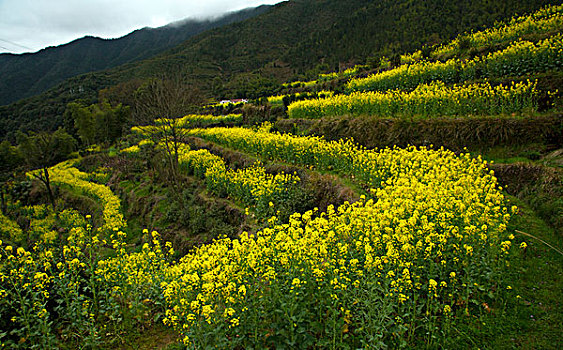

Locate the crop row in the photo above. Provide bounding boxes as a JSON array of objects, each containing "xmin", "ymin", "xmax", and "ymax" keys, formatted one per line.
[
  {"xmin": 163, "ymin": 113, "xmax": 242, "ymax": 127},
  {"xmin": 348, "ymin": 33, "xmax": 563, "ymax": 92},
  {"xmin": 287, "ymin": 80, "xmax": 537, "ymax": 119},
  {"xmin": 126, "ymin": 141, "xmax": 303, "ymax": 219},
  {"xmin": 134, "ymin": 114, "xmax": 244, "ymax": 140},
  {"xmin": 431, "ymin": 4, "xmax": 563, "ymax": 59},
  {"xmin": 187, "ymin": 125, "xmax": 503, "ymax": 191},
  {"xmin": 176, "ymin": 144, "xmax": 302, "ymax": 218},
  {"xmin": 47, "ymin": 160, "xmax": 126, "ymax": 232},
  {"xmin": 267, "ymin": 90, "xmax": 334, "ymax": 106}
]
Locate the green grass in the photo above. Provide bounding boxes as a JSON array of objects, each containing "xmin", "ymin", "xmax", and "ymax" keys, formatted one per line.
[
  {"xmin": 113, "ymin": 323, "xmax": 179, "ymax": 350},
  {"xmin": 483, "ymin": 144, "xmax": 563, "ymax": 233},
  {"xmin": 445, "ymin": 195, "xmax": 562, "ymax": 349},
  {"xmin": 479, "ymin": 144, "xmax": 549, "ymax": 164},
  {"xmin": 117, "ymin": 178, "xmax": 170, "ymax": 245}
]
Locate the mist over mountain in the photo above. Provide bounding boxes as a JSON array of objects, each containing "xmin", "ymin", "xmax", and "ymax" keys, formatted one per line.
[{"xmin": 0, "ymin": 5, "xmax": 272, "ymax": 106}]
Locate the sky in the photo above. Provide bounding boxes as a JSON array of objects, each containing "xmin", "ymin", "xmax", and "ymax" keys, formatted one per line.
[{"xmin": 0, "ymin": 0, "xmax": 282, "ymax": 54}]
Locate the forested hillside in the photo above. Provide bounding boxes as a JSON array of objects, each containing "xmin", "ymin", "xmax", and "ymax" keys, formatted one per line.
[
  {"xmin": 0, "ymin": 5, "xmax": 272, "ymax": 106},
  {"xmin": 0, "ymin": 0, "xmax": 555, "ymax": 142}
]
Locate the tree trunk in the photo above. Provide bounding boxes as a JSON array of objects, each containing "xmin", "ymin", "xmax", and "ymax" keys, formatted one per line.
[
  {"xmin": 0, "ymin": 186, "xmax": 6, "ymax": 215},
  {"xmin": 43, "ymin": 167, "xmax": 56, "ymax": 211}
]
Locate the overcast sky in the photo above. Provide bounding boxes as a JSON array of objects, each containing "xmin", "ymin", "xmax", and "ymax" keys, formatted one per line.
[{"xmin": 0, "ymin": 0, "xmax": 282, "ymax": 54}]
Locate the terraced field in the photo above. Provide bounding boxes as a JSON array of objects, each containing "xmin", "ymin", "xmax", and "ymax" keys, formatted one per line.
[{"xmin": 1, "ymin": 4, "xmax": 561, "ymax": 349}]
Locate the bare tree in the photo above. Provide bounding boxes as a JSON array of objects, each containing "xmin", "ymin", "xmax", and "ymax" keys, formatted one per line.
[{"xmin": 132, "ymin": 76, "xmax": 204, "ymax": 193}]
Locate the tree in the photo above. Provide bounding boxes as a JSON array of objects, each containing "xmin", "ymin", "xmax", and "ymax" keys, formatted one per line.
[
  {"xmin": 17, "ymin": 129, "xmax": 76, "ymax": 210},
  {"xmin": 65, "ymin": 100, "xmax": 130, "ymax": 146},
  {"xmin": 132, "ymin": 77, "xmax": 204, "ymax": 193},
  {"xmin": 0, "ymin": 141, "xmax": 23, "ymax": 214},
  {"xmin": 65, "ymin": 102, "xmax": 96, "ymax": 145}
]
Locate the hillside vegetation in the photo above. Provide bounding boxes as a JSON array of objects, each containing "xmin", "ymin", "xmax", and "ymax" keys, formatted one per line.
[
  {"xmin": 0, "ymin": 0, "xmax": 556, "ymax": 142},
  {"xmin": 0, "ymin": 2, "xmax": 562, "ymax": 349}
]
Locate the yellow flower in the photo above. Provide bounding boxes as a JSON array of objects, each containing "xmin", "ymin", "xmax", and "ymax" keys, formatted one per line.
[{"xmin": 238, "ymin": 285, "xmax": 246, "ymax": 296}]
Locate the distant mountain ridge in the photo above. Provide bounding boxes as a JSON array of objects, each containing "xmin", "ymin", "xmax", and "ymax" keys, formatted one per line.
[{"xmin": 0, "ymin": 5, "xmax": 273, "ymax": 105}]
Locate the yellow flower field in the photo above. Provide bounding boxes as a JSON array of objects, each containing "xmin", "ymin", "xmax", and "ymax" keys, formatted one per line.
[{"xmin": 288, "ymin": 81, "xmax": 537, "ymax": 119}]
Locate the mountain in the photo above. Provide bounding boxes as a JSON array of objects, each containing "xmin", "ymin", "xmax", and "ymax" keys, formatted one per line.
[
  {"xmin": 0, "ymin": 5, "xmax": 273, "ymax": 106},
  {"xmin": 0, "ymin": 0, "xmax": 556, "ymax": 141}
]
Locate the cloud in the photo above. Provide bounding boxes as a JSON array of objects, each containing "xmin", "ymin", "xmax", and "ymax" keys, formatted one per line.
[{"xmin": 0, "ymin": 0, "xmax": 282, "ymax": 53}]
